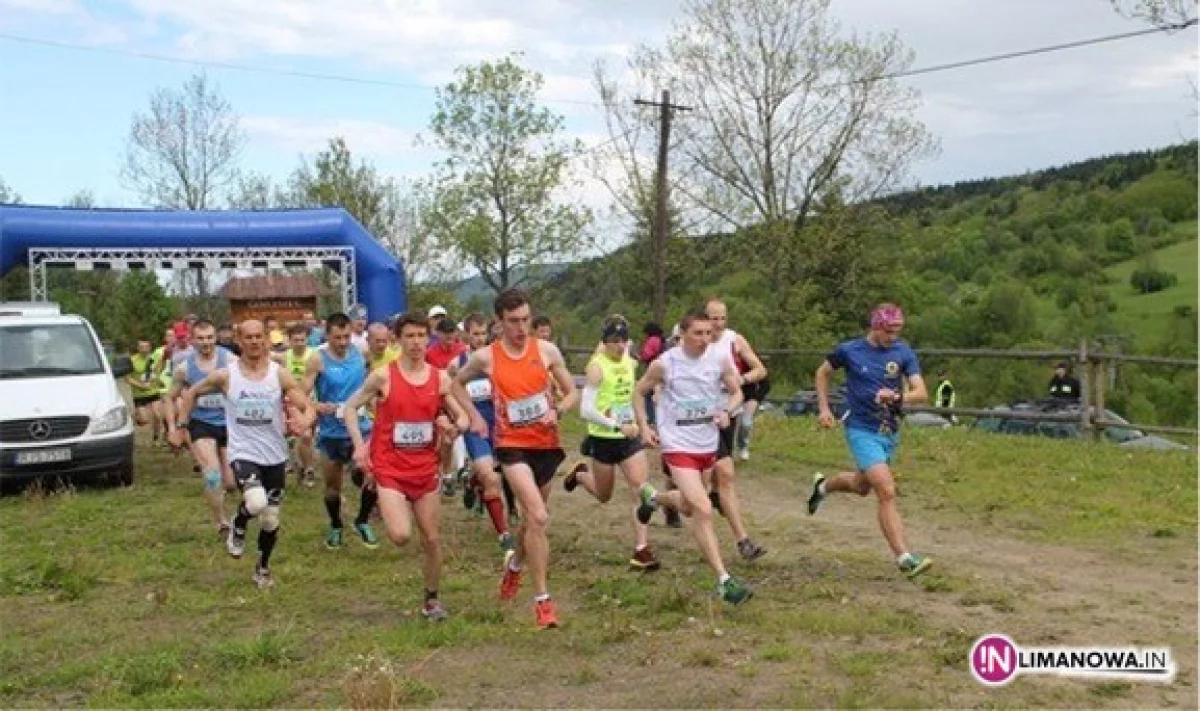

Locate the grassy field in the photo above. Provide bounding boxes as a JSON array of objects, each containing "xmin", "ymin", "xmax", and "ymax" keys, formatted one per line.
[
  {"xmin": 1, "ymin": 414, "xmax": 1195, "ymax": 708},
  {"xmin": 1103, "ymin": 237, "xmax": 1197, "ymax": 344}
]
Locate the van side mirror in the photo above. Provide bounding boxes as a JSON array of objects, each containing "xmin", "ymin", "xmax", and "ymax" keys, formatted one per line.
[{"xmin": 111, "ymin": 354, "xmax": 133, "ymax": 378}]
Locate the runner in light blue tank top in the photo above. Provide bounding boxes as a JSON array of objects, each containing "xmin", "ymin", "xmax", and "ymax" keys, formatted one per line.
[
  {"xmin": 315, "ymin": 347, "xmax": 372, "ymax": 441},
  {"xmin": 187, "ymin": 348, "xmax": 230, "ymax": 427}
]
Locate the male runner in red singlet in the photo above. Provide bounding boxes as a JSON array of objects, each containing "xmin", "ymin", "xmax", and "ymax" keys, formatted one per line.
[
  {"xmin": 344, "ymin": 313, "xmax": 469, "ymax": 621},
  {"xmin": 450, "ymin": 289, "xmax": 578, "ymax": 629}
]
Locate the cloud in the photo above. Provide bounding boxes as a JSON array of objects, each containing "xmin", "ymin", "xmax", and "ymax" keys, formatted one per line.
[
  {"xmin": 1126, "ymin": 49, "xmax": 1197, "ymax": 90},
  {"xmin": 0, "ymin": 0, "xmax": 79, "ymax": 14},
  {"xmin": 242, "ymin": 115, "xmax": 417, "ymax": 156}
]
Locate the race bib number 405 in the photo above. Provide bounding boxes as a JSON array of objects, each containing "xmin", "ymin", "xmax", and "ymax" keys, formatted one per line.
[
  {"xmin": 466, "ymin": 378, "xmax": 492, "ymax": 402},
  {"xmin": 392, "ymin": 421, "xmax": 434, "ymax": 448},
  {"xmin": 197, "ymin": 393, "xmax": 224, "ymax": 410},
  {"xmin": 507, "ymin": 392, "xmax": 550, "ymax": 426},
  {"xmin": 235, "ymin": 397, "xmax": 274, "ymax": 426},
  {"xmin": 675, "ymin": 398, "xmax": 716, "ymax": 427}
]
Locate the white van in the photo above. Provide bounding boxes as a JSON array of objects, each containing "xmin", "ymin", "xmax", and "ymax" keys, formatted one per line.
[{"xmin": 0, "ymin": 302, "xmax": 135, "ymax": 488}]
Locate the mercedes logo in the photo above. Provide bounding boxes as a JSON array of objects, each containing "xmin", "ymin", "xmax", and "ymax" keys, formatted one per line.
[{"xmin": 28, "ymin": 420, "xmax": 51, "ymax": 440}]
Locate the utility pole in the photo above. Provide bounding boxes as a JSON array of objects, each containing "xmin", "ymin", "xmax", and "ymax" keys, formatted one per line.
[{"xmin": 634, "ymin": 90, "xmax": 692, "ymax": 326}]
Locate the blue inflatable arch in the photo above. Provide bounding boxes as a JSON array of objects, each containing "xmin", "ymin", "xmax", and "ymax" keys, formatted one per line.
[{"xmin": 0, "ymin": 206, "xmax": 406, "ymax": 321}]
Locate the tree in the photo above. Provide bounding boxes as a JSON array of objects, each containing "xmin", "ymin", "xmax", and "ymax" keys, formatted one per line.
[
  {"xmin": 121, "ymin": 73, "xmax": 245, "ymax": 303},
  {"xmin": 64, "ymin": 190, "xmax": 95, "ymax": 208},
  {"xmin": 289, "ymin": 138, "xmax": 456, "ymax": 291},
  {"xmin": 120, "ymin": 73, "xmax": 245, "ymax": 209},
  {"xmin": 424, "ymin": 56, "xmax": 593, "ymax": 294},
  {"xmin": 109, "ymin": 271, "xmax": 176, "ymax": 349},
  {"xmin": 616, "ymin": 0, "xmax": 935, "ymax": 331},
  {"xmin": 1109, "ymin": 0, "xmax": 1197, "ymax": 27},
  {"xmin": 0, "ymin": 176, "xmax": 20, "ymax": 204},
  {"xmin": 227, "ymin": 172, "xmax": 290, "ymax": 209}
]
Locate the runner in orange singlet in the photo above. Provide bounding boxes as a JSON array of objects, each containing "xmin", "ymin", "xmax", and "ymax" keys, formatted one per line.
[
  {"xmin": 344, "ymin": 313, "xmax": 469, "ymax": 621},
  {"xmin": 451, "ymin": 289, "xmax": 578, "ymax": 629}
]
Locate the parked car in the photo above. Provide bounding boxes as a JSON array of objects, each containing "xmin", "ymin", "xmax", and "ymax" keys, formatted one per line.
[
  {"xmin": 906, "ymin": 412, "xmax": 953, "ymax": 429},
  {"xmin": 0, "ymin": 302, "xmax": 135, "ymax": 490},
  {"xmin": 971, "ymin": 401, "xmax": 1189, "ymax": 451},
  {"xmin": 783, "ymin": 386, "xmax": 848, "ymax": 418}
]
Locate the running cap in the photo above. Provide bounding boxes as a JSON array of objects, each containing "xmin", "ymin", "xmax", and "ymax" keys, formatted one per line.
[
  {"xmin": 428, "ymin": 305, "xmax": 448, "ymax": 318},
  {"xmin": 435, "ymin": 317, "xmax": 457, "ymax": 334},
  {"xmin": 870, "ymin": 304, "xmax": 904, "ymax": 330},
  {"xmin": 172, "ymin": 322, "xmax": 189, "ymax": 340}
]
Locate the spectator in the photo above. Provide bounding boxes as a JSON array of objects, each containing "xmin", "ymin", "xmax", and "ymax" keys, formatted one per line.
[
  {"xmin": 1048, "ymin": 361, "xmax": 1081, "ymax": 401},
  {"xmin": 533, "ymin": 315, "xmax": 553, "ymax": 341},
  {"xmin": 638, "ymin": 322, "xmax": 666, "ymax": 366},
  {"xmin": 935, "ymin": 368, "xmax": 957, "ymax": 424}
]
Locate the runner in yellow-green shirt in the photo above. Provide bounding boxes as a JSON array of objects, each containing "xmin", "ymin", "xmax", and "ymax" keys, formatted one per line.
[
  {"xmin": 272, "ymin": 324, "xmax": 317, "ymax": 486},
  {"xmin": 564, "ymin": 315, "xmax": 661, "ymax": 571}
]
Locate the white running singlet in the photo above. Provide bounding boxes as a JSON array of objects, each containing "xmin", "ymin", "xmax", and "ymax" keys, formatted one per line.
[
  {"xmin": 713, "ymin": 328, "xmax": 745, "ymax": 416},
  {"xmin": 224, "ymin": 359, "xmax": 288, "ymax": 466},
  {"xmin": 655, "ymin": 344, "xmax": 732, "ymax": 454}
]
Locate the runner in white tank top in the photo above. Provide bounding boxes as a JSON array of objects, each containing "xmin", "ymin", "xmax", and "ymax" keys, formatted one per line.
[
  {"xmin": 705, "ymin": 298, "xmax": 769, "ymax": 563},
  {"xmin": 631, "ymin": 308, "xmax": 753, "ymax": 605},
  {"xmin": 178, "ymin": 319, "xmax": 316, "ymax": 590}
]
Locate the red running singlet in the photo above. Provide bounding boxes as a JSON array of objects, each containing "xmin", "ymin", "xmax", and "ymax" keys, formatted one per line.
[{"xmin": 370, "ymin": 362, "xmax": 441, "ymax": 491}]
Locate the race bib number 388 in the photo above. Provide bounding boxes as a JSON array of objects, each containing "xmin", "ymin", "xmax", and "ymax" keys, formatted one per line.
[{"xmin": 507, "ymin": 392, "xmax": 550, "ymax": 427}]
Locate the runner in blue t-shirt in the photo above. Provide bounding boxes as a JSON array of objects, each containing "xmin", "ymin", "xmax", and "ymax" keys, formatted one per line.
[{"xmin": 806, "ymin": 303, "xmax": 933, "ymax": 579}]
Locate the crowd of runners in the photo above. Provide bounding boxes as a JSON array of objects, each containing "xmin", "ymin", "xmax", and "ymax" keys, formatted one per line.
[{"xmin": 126, "ymin": 291, "xmax": 932, "ymax": 629}]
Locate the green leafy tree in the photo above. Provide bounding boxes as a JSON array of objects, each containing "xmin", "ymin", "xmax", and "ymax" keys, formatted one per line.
[{"xmin": 424, "ymin": 55, "xmax": 593, "ymax": 294}]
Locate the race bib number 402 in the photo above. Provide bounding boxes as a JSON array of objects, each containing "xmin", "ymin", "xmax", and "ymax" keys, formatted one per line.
[
  {"xmin": 235, "ymin": 397, "xmax": 274, "ymax": 426},
  {"xmin": 675, "ymin": 398, "xmax": 716, "ymax": 427},
  {"xmin": 392, "ymin": 421, "xmax": 434, "ymax": 448},
  {"xmin": 507, "ymin": 392, "xmax": 550, "ymax": 426}
]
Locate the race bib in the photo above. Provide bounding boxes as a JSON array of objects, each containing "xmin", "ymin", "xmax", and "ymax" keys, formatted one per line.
[
  {"xmin": 675, "ymin": 398, "xmax": 716, "ymax": 427},
  {"xmin": 197, "ymin": 393, "xmax": 223, "ymax": 410},
  {"xmin": 334, "ymin": 403, "xmax": 346, "ymax": 420},
  {"xmin": 392, "ymin": 421, "xmax": 434, "ymax": 447},
  {"xmin": 235, "ymin": 397, "xmax": 274, "ymax": 426},
  {"xmin": 466, "ymin": 379, "xmax": 492, "ymax": 402},
  {"xmin": 507, "ymin": 392, "xmax": 550, "ymax": 426},
  {"xmin": 610, "ymin": 402, "xmax": 635, "ymax": 425}
]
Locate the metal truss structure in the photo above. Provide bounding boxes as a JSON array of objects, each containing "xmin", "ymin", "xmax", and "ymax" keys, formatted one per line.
[{"xmin": 27, "ymin": 246, "xmax": 357, "ymax": 312}]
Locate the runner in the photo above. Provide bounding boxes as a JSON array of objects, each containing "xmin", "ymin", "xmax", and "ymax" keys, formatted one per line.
[
  {"xmin": 265, "ymin": 316, "xmax": 286, "ymax": 353},
  {"xmin": 449, "ymin": 313, "xmax": 515, "ymax": 560},
  {"xmin": 705, "ymin": 298, "xmax": 768, "ymax": 561},
  {"xmin": 303, "ymin": 311, "xmax": 325, "ymax": 348},
  {"xmin": 450, "ymin": 289, "xmax": 578, "ymax": 629},
  {"xmin": 565, "ymin": 315, "xmax": 660, "ymax": 570},
  {"xmin": 533, "ymin": 316, "xmax": 552, "ymax": 342},
  {"xmin": 127, "ymin": 339, "xmax": 163, "ymax": 439},
  {"xmin": 344, "ymin": 312, "xmax": 469, "ymax": 621},
  {"xmin": 365, "ymin": 322, "xmax": 400, "ymax": 372},
  {"xmin": 272, "ymin": 325, "xmax": 316, "ymax": 487},
  {"xmin": 178, "ymin": 319, "xmax": 316, "ymax": 588},
  {"xmin": 303, "ymin": 313, "xmax": 380, "ymax": 550},
  {"xmin": 631, "ymin": 307, "xmax": 753, "ymax": 604},
  {"xmin": 807, "ymin": 303, "xmax": 933, "ymax": 579},
  {"xmin": 426, "ymin": 317, "xmax": 468, "ymax": 496},
  {"xmin": 216, "ymin": 324, "xmax": 241, "ymax": 356},
  {"xmin": 348, "ymin": 305, "xmax": 370, "ymax": 354},
  {"xmin": 164, "ymin": 319, "xmax": 236, "ymax": 537}
]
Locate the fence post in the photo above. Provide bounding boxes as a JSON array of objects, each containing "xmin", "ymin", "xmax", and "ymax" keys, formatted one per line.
[
  {"xmin": 1078, "ymin": 340, "xmax": 1093, "ymax": 439},
  {"xmin": 1093, "ymin": 355, "xmax": 1107, "ymax": 437}
]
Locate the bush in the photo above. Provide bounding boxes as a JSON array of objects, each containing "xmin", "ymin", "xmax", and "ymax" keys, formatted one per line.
[{"xmin": 1129, "ymin": 268, "xmax": 1178, "ymax": 294}]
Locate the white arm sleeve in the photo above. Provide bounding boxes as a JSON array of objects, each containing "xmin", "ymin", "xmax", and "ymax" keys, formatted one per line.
[{"xmin": 580, "ymin": 384, "xmax": 618, "ymax": 429}]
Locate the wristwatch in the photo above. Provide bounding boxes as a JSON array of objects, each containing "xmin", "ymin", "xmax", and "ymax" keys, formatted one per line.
[{"xmin": 176, "ymin": 420, "xmax": 189, "ymax": 429}]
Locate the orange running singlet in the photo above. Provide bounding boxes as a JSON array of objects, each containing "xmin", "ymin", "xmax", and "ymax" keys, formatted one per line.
[{"xmin": 491, "ymin": 339, "xmax": 558, "ymax": 449}]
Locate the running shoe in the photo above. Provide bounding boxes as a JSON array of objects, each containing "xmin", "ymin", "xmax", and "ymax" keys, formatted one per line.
[
  {"xmin": 325, "ymin": 527, "xmax": 344, "ymax": 550},
  {"xmin": 737, "ymin": 447, "xmax": 750, "ymax": 462},
  {"xmin": 499, "ymin": 567, "xmax": 521, "ymax": 601},
  {"xmin": 630, "ymin": 545, "xmax": 661, "ymax": 571},
  {"xmin": 462, "ymin": 479, "xmax": 478, "ymax": 511},
  {"xmin": 807, "ymin": 473, "xmax": 827, "ymax": 515},
  {"xmin": 563, "ymin": 460, "xmax": 587, "ymax": 493},
  {"xmin": 737, "ymin": 538, "xmax": 767, "ymax": 561},
  {"xmin": 440, "ymin": 475, "xmax": 456, "ymax": 497},
  {"xmin": 226, "ymin": 527, "xmax": 246, "ymax": 559},
  {"xmin": 718, "ymin": 576, "xmax": 753, "ymax": 605},
  {"xmin": 498, "ymin": 532, "xmax": 516, "ymax": 553},
  {"xmin": 636, "ymin": 484, "xmax": 658, "ymax": 524},
  {"xmin": 664, "ymin": 509, "xmax": 683, "ymax": 528},
  {"xmin": 422, "ymin": 599, "xmax": 449, "ymax": 622},
  {"xmin": 534, "ymin": 599, "xmax": 559, "ymax": 629},
  {"xmin": 252, "ymin": 567, "xmax": 274, "ymax": 590},
  {"xmin": 899, "ymin": 554, "xmax": 933, "ymax": 579},
  {"xmin": 354, "ymin": 522, "xmax": 379, "ymax": 549}
]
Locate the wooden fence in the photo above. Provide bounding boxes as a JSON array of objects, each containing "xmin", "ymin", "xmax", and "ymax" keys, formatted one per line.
[{"xmin": 561, "ymin": 340, "xmax": 1198, "ymax": 439}]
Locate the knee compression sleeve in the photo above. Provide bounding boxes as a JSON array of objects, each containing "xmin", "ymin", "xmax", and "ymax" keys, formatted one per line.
[
  {"xmin": 203, "ymin": 469, "xmax": 222, "ymax": 491},
  {"xmin": 260, "ymin": 504, "xmax": 281, "ymax": 532},
  {"xmin": 243, "ymin": 485, "xmax": 268, "ymax": 516}
]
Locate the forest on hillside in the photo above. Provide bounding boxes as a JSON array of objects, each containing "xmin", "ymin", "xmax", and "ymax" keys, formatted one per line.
[{"xmin": 526, "ymin": 142, "xmax": 1198, "ymax": 426}]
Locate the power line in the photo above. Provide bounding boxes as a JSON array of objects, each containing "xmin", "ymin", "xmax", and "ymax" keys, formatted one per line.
[{"xmin": 0, "ymin": 31, "xmax": 604, "ymax": 108}]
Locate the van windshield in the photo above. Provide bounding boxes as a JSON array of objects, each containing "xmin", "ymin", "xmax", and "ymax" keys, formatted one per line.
[{"xmin": 0, "ymin": 323, "xmax": 105, "ymax": 379}]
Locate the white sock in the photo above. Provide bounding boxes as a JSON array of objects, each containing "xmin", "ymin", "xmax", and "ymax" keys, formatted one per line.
[
  {"xmin": 897, "ymin": 552, "xmax": 913, "ymax": 566},
  {"xmin": 534, "ymin": 592, "xmax": 551, "ymax": 603},
  {"xmin": 718, "ymin": 572, "xmax": 731, "ymax": 585},
  {"xmin": 818, "ymin": 479, "xmax": 827, "ymax": 495}
]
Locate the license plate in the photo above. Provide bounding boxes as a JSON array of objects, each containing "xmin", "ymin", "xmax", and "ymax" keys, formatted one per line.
[{"xmin": 15, "ymin": 448, "xmax": 72, "ymax": 465}]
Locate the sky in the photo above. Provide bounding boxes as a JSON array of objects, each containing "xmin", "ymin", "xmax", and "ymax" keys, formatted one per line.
[{"xmin": 0, "ymin": 0, "xmax": 1196, "ymax": 217}]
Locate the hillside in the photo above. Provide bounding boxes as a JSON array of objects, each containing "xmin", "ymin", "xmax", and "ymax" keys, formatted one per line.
[{"xmin": 1103, "ymin": 238, "xmax": 1197, "ymax": 343}]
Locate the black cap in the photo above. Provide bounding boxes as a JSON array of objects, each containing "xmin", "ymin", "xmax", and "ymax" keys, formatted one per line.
[
  {"xmin": 436, "ymin": 317, "xmax": 457, "ymax": 334},
  {"xmin": 602, "ymin": 320, "xmax": 630, "ymax": 341}
]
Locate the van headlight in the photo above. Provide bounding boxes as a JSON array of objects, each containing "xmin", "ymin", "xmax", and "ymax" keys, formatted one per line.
[{"xmin": 92, "ymin": 405, "xmax": 130, "ymax": 434}]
